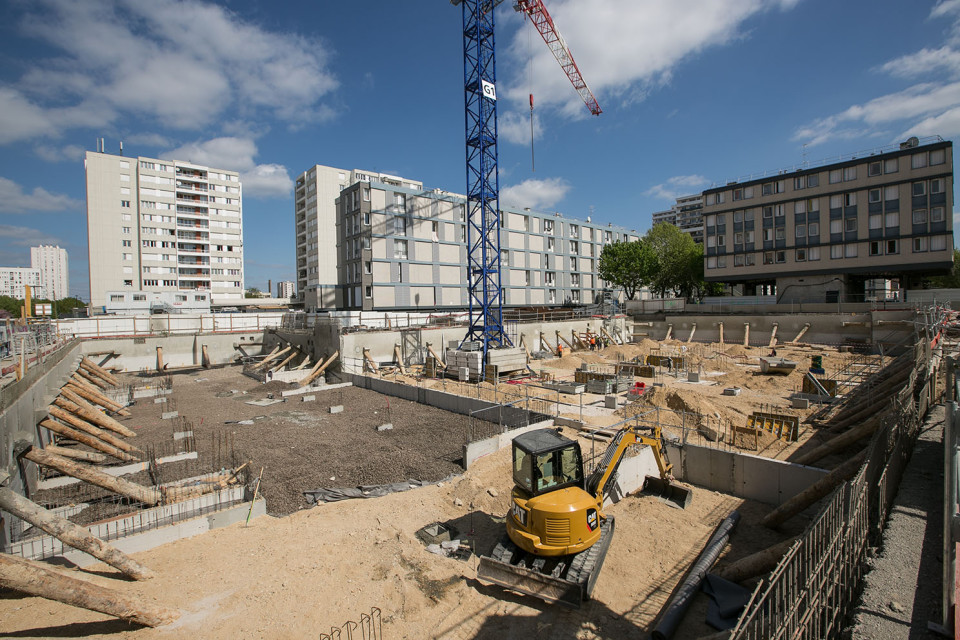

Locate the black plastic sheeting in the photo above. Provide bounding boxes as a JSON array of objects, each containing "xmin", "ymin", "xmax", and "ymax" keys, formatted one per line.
[
  {"xmin": 304, "ymin": 480, "xmax": 430, "ymax": 504},
  {"xmin": 702, "ymin": 574, "xmax": 752, "ymax": 631},
  {"xmin": 651, "ymin": 510, "xmax": 742, "ymax": 640}
]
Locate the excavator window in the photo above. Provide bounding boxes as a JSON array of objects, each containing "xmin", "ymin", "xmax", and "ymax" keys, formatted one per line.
[
  {"xmin": 534, "ymin": 446, "xmax": 583, "ymax": 494},
  {"xmin": 513, "ymin": 446, "xmax": 534, "ymax": 494}
]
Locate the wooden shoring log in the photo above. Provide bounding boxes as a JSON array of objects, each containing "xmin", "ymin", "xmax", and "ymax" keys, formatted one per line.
[
  {"xmin": 0, "ymin": 487, "xmax": 155, "ymax": 580},
  {"xmin": 56, "ymin": 391, "xmax": 136, "ymax": 438},
  {"xmin": 761, "ymin": 451, "xmax": 866, "ymax": 529},
  {"xmin": 201, "ymin": 344, "xmax": 210, "ymax": 368},
  {"xmin": 80, "ymin": 357, "xmax": 120, "ymax": 386},
  {"xmin": 74, "ymin": 367, "xmax": 109, "ymax": 390},
  {"xmin": 687, "ymin": 323, "xmax": 697, "ymax": 343},
  {"xmin": 571, "ymin": 331, "xmax": 587, "ymax": 350},
  {"xmin": 156, "ymin": 346, "xmax": 164, "ymax": 372},
  {"xmin": 718, "ymin": 322, "xmax": 724, "ymax": 347},
  {"xmin": 767, "ymin": 323, "xmax": 779, "ymax": 348},
  {"xmin": 793, "ymin": 415, "xmax": 884, "ymax": 467},
  {"xmin": 39, "ymin": 419, "xmax": 138, "ymax": 463},
  {"xmin": 43, "ymin": 445, "xmax": 108, "ymax": 464},
  {"xmin": 65, "ymin": 382, "xmax": 129, "ymax": 416},
  {"xmin": 539, "ymin": 332, "xmax": 551, "ymax": 353},
  {"xmin": 600, "ymin": 326, "xmax": 619, "ymax": 347},
  {"xmin": 426, "ymin": 343, "xmax": 446, "ymax": 368},
  {"xmin": 47, "ymin": 406, "xmax": 141, "ymax": 455},
  {"xmin": 299, "ymin": 351, "xmax": 339, "ymax": 387},
  {"xmin": 556, "ymin": 331, "xmax": 574, "ymax": 351},
  {"xmin": 393, "ymin": 345, "xmax": 406, "ymax": 375},
  {"xmin": 743, "ymin": 323, "xmax": 749, "ymax": 347},
  {"xmin": 293, "ymin": 355, "xmax": 312, "ymax": 370},
  {"xmin": 362, "ymin": 348, "xmax": 379, "ymax": 374},
  {"xmin": 789, "ymin": 323, "xmax": 811, "ymax": 345},
  {"xmin": 714, "ymin": 537, "xmax": 797, "ymax": 583},
  {"xmin": 255, "ymin": 345, "xmax": 291, "ymax": 370},
  {"xmin": 270, "ymin": 350, "xmax": 298, "ymax": 373},
  {"xmin": 664, "ymin": 325, "xmax": 673, "ymax": 341},
  {"xmin": 22, "ymin": 447, "xmax": 161, "ymax": 505},
  {"xmin": 0, "ymin": 553, "xmax": 178, "ymax": 627},
  {"xmin": 517, "ymin": 335, "xmax": 531, "ymax": 364}
]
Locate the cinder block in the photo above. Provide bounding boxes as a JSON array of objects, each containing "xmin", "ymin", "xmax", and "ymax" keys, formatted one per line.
[
  {"xmin": 604, "ymin": 394, "xmax": 618, "ymax": 409},
  {"xmin": 154, "ymin": 397, "xmax": 167, "ymax": 404},
  {"xmin": 377, "ymin": 423, "xmax": 394, "ymax": 432},
  {"xmin": 161, "ymin": 411, "xmax": 179, "ymax": 420},
  {"xmin": 301, "ymin": 395, "xmax": 316, "ymax": 402},
  {"xmin": 329, "ymin": 405, "xmax": 343, "ymax": 414},
  {"xmin": 792, "ymin": 397, "xmax": 810, "ymax": 409}
]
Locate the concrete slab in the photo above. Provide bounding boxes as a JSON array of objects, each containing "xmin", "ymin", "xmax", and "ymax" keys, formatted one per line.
[
  {"xmin": 161, "ymin": 411, "xmax": 179, "ymax": 420},
  {"xmin": 377, "ymin": 423, "xmax": 393, "ymax": 431},
  {"xmin": 329, "ymin": 405, "xmax": 343, "ymax": 414},
  {"xmin": 245, "ymin": 398, "xmax": 285, "ymax": 407},
  {"xmin": 280, "ymin": 381, "xmax": 353, "ymax": 398},
  {"xmin": 301, "ymin": 395, "xmax": 316, "ymax": 402}
]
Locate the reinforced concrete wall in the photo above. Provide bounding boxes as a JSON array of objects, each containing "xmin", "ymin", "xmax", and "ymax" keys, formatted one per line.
[
  {"xmin": 0, "ymin": 339, "xmax": 83, "ymax": 546},
  {"xmin": 633, "ymin": 309, "xmax": 916, "ymax": 348},
  {"xmin": 78, "ymin": 332, "xmax": 263, "ymax": 371},
  {"xmin": 667, "ymin": 442, "xmax": 827, "ymax": 506}
]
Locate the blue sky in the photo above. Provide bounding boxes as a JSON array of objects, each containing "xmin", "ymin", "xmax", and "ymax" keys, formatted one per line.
[{"xmin": 0, "ymin": 0, "xmax": 958, "ymax": 300}]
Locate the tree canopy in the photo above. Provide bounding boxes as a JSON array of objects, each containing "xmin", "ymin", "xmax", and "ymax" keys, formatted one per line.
[
  {"xmin": 0, "ymin": 296, "xmax": 86, "ymax": 318},
  {"xmin": 598, "ymin": 222, "xmax": 721, "ymax": 301}
]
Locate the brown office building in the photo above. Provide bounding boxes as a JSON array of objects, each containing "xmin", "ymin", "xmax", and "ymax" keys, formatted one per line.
[{"xmin": 701, "ymin": 137, "xmax": 953, "ymax": 303}]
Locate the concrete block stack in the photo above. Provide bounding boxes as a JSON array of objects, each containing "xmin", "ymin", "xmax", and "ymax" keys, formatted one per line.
[
  {"xmin": 446, "ymin": 349, "xmax": 483, "ymax": 380},
  {"xmin": 485, "ymin": 348, "xmax": 527, "ymax": 374}
]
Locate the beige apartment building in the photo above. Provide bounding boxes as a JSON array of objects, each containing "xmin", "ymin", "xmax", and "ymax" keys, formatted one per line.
[
  {"xmin": 294, "ymin": 165, "xmax": 422, "ymax": 309},
  {"xmin": 85, "ymin": 151, "xmax": 243, "ymax": 310},
  {"xmin": 30, "ymin": 245, "xmax": 68, "ymax": 301},
  {"xmin": 701, "ymin": 137, "xmax": 953, "ymax": 303},
  {"xmin": 333, "ymin": 181, "xmax": 638, "ymax": 311}
]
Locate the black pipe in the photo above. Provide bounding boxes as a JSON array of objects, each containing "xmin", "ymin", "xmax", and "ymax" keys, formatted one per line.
[{"xmin": 651, "ymin": 510, "xmax": 742, "ymax": 640}]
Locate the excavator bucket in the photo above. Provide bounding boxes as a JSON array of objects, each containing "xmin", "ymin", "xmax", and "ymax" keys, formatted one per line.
[{"xmin": 643, "ymin": 475, "xmax": 693, "ymax": 509}]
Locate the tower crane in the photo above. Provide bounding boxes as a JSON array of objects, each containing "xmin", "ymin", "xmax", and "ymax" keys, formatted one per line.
[{"xmin": 452, "ymin": 0, "xmax": 600, "ymax": 367}]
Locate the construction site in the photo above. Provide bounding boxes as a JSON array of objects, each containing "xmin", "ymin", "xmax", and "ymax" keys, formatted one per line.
[{"xmin": 0, "ymin": 301, "xmax": 954, "ymax": 639}]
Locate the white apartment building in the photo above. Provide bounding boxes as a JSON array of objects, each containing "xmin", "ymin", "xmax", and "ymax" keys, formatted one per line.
[
  {"xmin": 334, "ymin": 181, "xmax": 639, "ymax": 311},
  {"xmin": 85, "ymin": 151, "xmax": 244, "ymax": 311},
  {"xmin": 651, "ymin": 194, "xmax": 704, "ymax": 244},
  {"xmin": 0, "ymin": 267, "xmax": 45, "ymax": 300},
  {"xmin": 276, "ymin": 280, "xmax": 295, "ymax": 299},
  {"xmin": 294, "ymin": 165, "xmax": 422, "ymax": 309},
  {"xmin": 30, "ymin": 245, "xmax": 68, "ymax": 301}
]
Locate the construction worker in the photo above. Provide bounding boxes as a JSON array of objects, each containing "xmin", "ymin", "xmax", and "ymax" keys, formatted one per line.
[
  {"xmin": 589, "ymin": 335, "xmax": 596, "ymax": 350},
  {"xmin": 557, "ymin": 343, "xmax": 564, "ymax": 358}
]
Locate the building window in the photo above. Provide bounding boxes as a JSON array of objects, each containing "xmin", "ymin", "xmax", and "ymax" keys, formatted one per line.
[
  {"xmin": 762, "ymin": 228, "xmax": 773, "ymax": 242},
  {"xmin": 775, "ymin": 228, "xmax": 785, "ymax": 241},
  {"xmin": 570, "ymin": 257, "xmax": 578, "ymax": 271},
  {"xmin": 845, "ymin": 217, "xmax": 857, "ymax": 232},
  {"xmin": 885, "ymin": 211, "xmax": 900, "ymax": 227},
  {"xmin": 931, "ymin": 207, "xmax": 946, "ymax": 223},
  {"xmin": 808, "ymin": 222, "xmax": 819, "ymax": 236},
  {"xmin": 763, "ymin": 251, "xmax": 774, "ymax": 265},
  {"xmin": 845, "ymin": 244, "xmax": 857, "ymax": 258},
  {"xmin": 869, "ymin": 189, "xmax": 881, "ymax": 204},
  {"xmin": 734, "ymin": 254, "xmax": 744, "ymax": 266},
  {"xmin": 775, "ymin": 251, "xmax": 786, "ymax": 263},
  {"xmin": 844, "ymin": 193, "xmax": 857, "ymax": 207},
  {"xmin": 121, "ymin": 200, "xmax": 130, "ymax": 208},
  {"xmin": 548, "ymin": 289, "xmax": 556, "ymax": 304},
  {"xmin": 796, "ymin": 248, "xmax": 807, "ymax": 261},
  {"xmin": 746, "ymin": 230, "xmax": 755, "ymax": 243},
  {"xmin": 831, "ymin": 245, "xmax": 843, "ymax": 259},
  {"xmin": 913, "ymin": 237, "xmax": 927, "ymax": 252},
  {"xmin": 913, "ymin": 209, "xmax": 928, "ymax": 224},
  {"xmin": 809, "ymin": 246, "xmax": 820, "ymax": 261},
  {"xmin": 394, "ymin": 240, "xmax": 408, "ymax": 259},
  {"xmin": 931, "ymin": 178, "xmax": 945, "ymax": 194},
  {"xmin": 735, "ymin": 232, "xmax": 744, "ymax": 244},
  {"xmin": 395, "ymin": 193, "xmax": 406, "ymax": 209},
  {"xmin": 746, "ymin": 254, "xmax": 756, "ymax": 265},
  {"xmin": 571, "ymin": 240, "xmax": 579, "ymax": 254},
  {"xmin": 829, "ymin": 169, "xmax": 842, "ymax": 184},
  {"xmin": 868, "ymin": 161, "xmax": 882, "ymax": 177},
  {"xmin": 524, "ymin": 270, "xmax": 531, "ymax": 286},
  {"xmin": 869, "ymin": 241, "xmax": 881, "ymax": 256},
  {"xmin": 122, "ymin": 227, "xmax": 131, "ymax": 234},
  {"xmin": 912, "ymin": 153, "xmax": 928, "ymax": 169},
  {"xmin": 544, "ymin": 219, "xmax": 554, "ymax": 233},
  {"xmin": 932, "ymin": 235, "xmax": 948, "ymax": 251},
  {"xmin": 716, "ymin": 234, "xmax": 725, "ymax": 245},
  {"xmin": 931, "ymin": 148, "xmax": 946, "ymax": 165},
  {"xmin": 886, "ymin": 239, "xmax": 899, "ymax": 254},
  {"xmin": 843, "ymin": 166, "xmax": 857, "ymax": 181},
  {"xmin": 123, "ymin": 279, "xmax": 133, "ymax": 286},
  {"xmin": 122, "ymin": 240, "xmax": 131, "ymax": 247},
  {"xmin": 912, "ymin": 182, "xmax": 926, "ymax": 197},
  {"xmin": 547, "ymin": 237, "xmax": 556, "ymax": 251},
  {"xmin": 762, "ymin": 206, "xmax": 773, "ymax": 219},
  {"xmin": 733, "ymin": 188, "xmax": 743, "ymax": 201},
  {"xmin": 365, "ymin": 286, "xmax": 372, "ymax": 299},
  {"xmin": 885, "ymin": 185, "xmax": 899, "ymax": 202},
  {"xmin": 707, "ymin": 256, "xmax": 717, "ymax": 269},
  {"xmin": 795, "ymin": 224, "xmax": 806, "ymax": 238},
  {"xmin": 884, "ymin": 157, "xmax": 898, "ymax": 173},
  {"xmin": 869, "ymin": 215, "xmax": 883, "ymax": 230},
  {"xmin": 545, "ymin": 271, "xmax": 555, "ymax": 285}
]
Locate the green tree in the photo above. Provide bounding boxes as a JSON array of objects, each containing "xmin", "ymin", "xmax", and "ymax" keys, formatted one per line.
[
  {"xmin": 598, "ymin": 241, "xmax": 650, "ymax": 300},
  {"xmin": 926, "ymin": 248, "xmax": 960, "ymax": 288},
  {"xmin": 644, "ymin": 222, "xmax": 698, "ymax": 297},
  {"xmin": 245, "ymin": 287, "xmax": 262, "ymax": 299}
]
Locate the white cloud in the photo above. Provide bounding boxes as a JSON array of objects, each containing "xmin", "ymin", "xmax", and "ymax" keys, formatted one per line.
[
  {"xmin": 34, "ymin": 144, "xmax": 85, "ymax": 163},
  {"xmin": 499, "ymin": 110, "xmax": 542, "ymax": 145},
  {"xmin": 502, "ymin": 0, "xmax": 795, "ymax": 117},
  {"xmin": 877, "ymin": 47, "xmax": 960, "ymax": 79},
  {"xmin": 241, "ymin": 164, "xmax": 294, "ymax": 199},
  {"xmin": 162, "ymin": 137, "xmax": 259, "ymax": 172},
  {"xmin": 645, "ymin": 175, "xmax": 710, "ymax": 201},
  {"xmin": 0, "ymin": 177, "xmax": 80, "ymax": 214},
  {"xmin": 500, "ymin": 177, "xmax": 571, "ymax": 210},
  {"xmin": 1, "ymin": 0, "xmax": 339, "ymax": 144},
  {"xmin": 124, "ymin": 133, "xmax": 173, "ymax": 148},
  {"xmin": 0, "ymin": 224, "xmax": 66, "ymax": 246}
]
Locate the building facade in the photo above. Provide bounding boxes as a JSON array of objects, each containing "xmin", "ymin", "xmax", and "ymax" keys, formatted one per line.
[
  {"xmin": 85, "ymin": 151, "xmax": 244, "ymax": 311},
  {"xmin": 333, "ymin": 181, "xmax": 638, "ymax": 311},
  {"xmin": 276, "ymin": 280, "xmax": 295, "ymax": 299},
  {"xmin": 294, "ymin": 164, "xmax": 422, "ymax": 309},
  {"xmin": 30, "ymin": 245, "xmax": 68, "ymax": 301},
  {"xmin": 0, "ymin": 268, "xmax": 44, "ymax": 300},
  {"xmin": 651, "ymin": 194, "xmax": 704, "ymax": 244},
  {"xmin": 103, "ymin": 290, "xmax": 211, "ymax": 315},
  {"xmin": 701, "ymin": 137, "xmax": 953, "ymax": 303}
]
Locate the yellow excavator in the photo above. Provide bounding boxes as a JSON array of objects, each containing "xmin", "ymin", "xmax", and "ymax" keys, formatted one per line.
[{"xmin": 477, "ymin": 425, "xmax": 692, "ymax": 608}]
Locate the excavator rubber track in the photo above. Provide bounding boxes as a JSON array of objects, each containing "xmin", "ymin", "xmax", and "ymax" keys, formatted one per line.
[{"xmin": 476, "ymin": 517, "xmax": 616, "ymax": 609}]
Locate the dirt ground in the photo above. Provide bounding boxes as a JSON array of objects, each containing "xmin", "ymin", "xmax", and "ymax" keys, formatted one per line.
[
  {"xmin": 1, "ymin": 339, "xmax": 863, "ymax": 638},
  {"xmin": 0, "ymin": 437, "xmax": 805, "ymax": 639}
]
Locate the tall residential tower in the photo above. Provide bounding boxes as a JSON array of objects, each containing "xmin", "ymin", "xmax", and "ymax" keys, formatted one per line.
[
  {"xmin": 30, "ymin": 245, "xmax": 68, "ymax": 301},
  {"xmin": 84, "ymin": 151, "xmax": 244, "ymax": 310}
]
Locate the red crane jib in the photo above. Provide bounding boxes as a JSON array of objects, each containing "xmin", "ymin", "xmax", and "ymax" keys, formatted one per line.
[{"xmin": 515, "ymin": 0, "xmax": 602, "ymax": 116}]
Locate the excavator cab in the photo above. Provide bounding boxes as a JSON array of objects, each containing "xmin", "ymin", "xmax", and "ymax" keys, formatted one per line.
[{"xmin": 512, "ymin": 429, "xmax": 585, "ymax": 497}]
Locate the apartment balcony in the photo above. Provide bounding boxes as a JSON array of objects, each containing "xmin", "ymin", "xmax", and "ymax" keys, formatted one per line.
[
  {"xmin": 179, "ymin": 284, "xmax": 211, "ymax": 291},
  {"xmin": 178, "ymin": 257, "xmax": 210, "ymax": 266},
  {"xmin": 176, "ymin": 168, "xmax": 207, "ymax": 180},
  {"xmin": 177, "ymin": 244, "xmax": 210, "ymax": 255},
  {"xmin": 175, "ymin": 182, "xmax": 208, "ymax": 193},
  {"xmin": 178, "ymin": 267, "xmax": 211, "ymax": 277},
  {"xmin": 176, "ymin": 197, "xmax": 209, "ymax": 207}
]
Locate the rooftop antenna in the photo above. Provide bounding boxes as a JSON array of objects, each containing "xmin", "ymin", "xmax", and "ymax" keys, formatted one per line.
[{"xmin": 119, "ymin": 141, "xmax": 123, "ymax": 156}]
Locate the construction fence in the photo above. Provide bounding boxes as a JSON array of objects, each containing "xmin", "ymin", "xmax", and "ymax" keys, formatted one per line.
[{"xmin": 729, "ymin": 337, "xmax": 940, "ymax": 639}]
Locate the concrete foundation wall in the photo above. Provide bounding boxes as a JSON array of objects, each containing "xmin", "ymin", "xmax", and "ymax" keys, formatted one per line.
[
  {"xmin": 668, "ymin": 442, "xmax": 827, "ymax": 506},
  {"xmin": 79, "ymin": 332, "xmax": 263, "ymax": 371},
  {"xmin": 633, "ymin": 310, "xmax": 916, "ymax": 348},
  {"xmin": 463, "ymin": 419, "xmax": 557, "ymax": 469}
]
